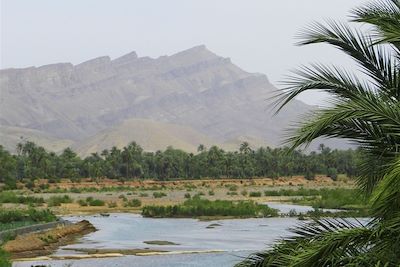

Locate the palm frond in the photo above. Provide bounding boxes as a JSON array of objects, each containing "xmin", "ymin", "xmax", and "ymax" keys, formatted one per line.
[{"xmin": 352, "ymin": 0, "xmax": 400, "ymax": 50}]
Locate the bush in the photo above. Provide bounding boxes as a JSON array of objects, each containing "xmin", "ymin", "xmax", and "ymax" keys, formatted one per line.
[
  {"xmin": 153, "ymin": 192, "xmax": 167, "ymax": 198},
  {"xmin": 70, "ymin": 187, "xmax": 82, "ymax": 193},
  {"xmin": 108, "ymin": 201, "xmax": 117, "ymax": 208},
  {"xmin": 78, "ymin": 197, "xmax": 105, "ymax": 206},
  {"xmin": 184, "ymin": 193, "xmax": 191, "ymax": 199},
  {"xmin": 241, "ymin": 190, "xmax": 248, "ymax": 196},
  {"xmin": 227, "ymin": 184, "xmax": 238, "ymax": 191},
  {"xmin": 327, "ymin": 167, "xmax": 338, "ymax": 180},
  {"xmin": 86, "ymin": 197, "xmax": 105, "ymax": 206},
  {"xmin": 124, "ymin": 198, "xmax": 141, "ymax": 207},
  {"xmin": 47, "ymin": 195, "xmax": 73, "ymax": 207},
  {"xmin": 249, "ymin": 191, "xmax": 262, "ymax": 197},
  {"xmin": 118, "ymin": 194, "xmax": 127, "ymax": 201},
  {"xmin": 140, "ymin": 193, "xmax": 149, "ymax": 197},
  {"xmin": 208, "ymin": 190, "xmax": 215, "ymax": 196},
  {"xmin": 78, "ymin": 199, "xmax": 88, "ymax": 206}
]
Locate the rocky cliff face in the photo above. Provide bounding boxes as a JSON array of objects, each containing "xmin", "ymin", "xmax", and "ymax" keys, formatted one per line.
[{"xmin": 0, "ymin": 45, "xmax": 319, "ymax": 154}]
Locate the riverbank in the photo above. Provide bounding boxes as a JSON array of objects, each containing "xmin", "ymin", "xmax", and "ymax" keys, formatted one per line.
[{"xmin": 3, "ymin": 220, "xmax": 96, "ymax": 259}]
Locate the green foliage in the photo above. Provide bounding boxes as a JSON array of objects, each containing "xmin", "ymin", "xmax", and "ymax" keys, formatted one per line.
[
  {"xmin": 0, "ymin": 208, "xmax": 56, "ymax": 224},
  {"xmin": 78, "ymin": 197, "xmax": 105, "ymax": 206},
  {"xmin": 0, "ymin": 248, "xmax": 11, "ymax": 267},
  {"xmin": 77, "ymin": 199, "xmax": 88, "ymax": 206},
  {"xmin": 142, "ymin": 197, "xmax": 278, "ymax": 218},
  {"xmin": 0, "ymin": 191, "xmax": 44, "ymax": 204},
  {"xmin": 107, "ymin": 201, "xmax": 117, "ymax": 208},
  {"xmin": 238, "ymin": 1, "xmax": 400, "ymax": 266},
  {"xmin": 1, "ymin": 141, "xmax": 362, "ymax": 184},
  {"xmin": 153, "ymin": 192, "xmax": 167, "ymax": 198},
  {"xmin": 227, "ymin": 184, "xmax": 238, "ymax": 191},
  {"xmin": 208, "ymin": 190, "xmax": 215, "ymax": 196},
  {"xmin": 47, "ymin": 195, "xmax": 73, "ymax": 207},
  {"xmin": 249, "ymin": 191, "xmax": 262, "ymax": 197},
  {"xmin": 264, "ymin": 187, "xmax": 366, "ymax": 209},
  {"xmin": 124, "ymin": 198, "xmax": 141, "ymax": 207},
  {"xmin": 184, "ymin": 193, "xmax": 191, "ymax": 199}
]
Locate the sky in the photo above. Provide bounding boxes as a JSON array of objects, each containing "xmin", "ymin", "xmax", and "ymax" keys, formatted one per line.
[{"xmin": 1, "ymin": 0, "xmax": 368, "ymax": 105}]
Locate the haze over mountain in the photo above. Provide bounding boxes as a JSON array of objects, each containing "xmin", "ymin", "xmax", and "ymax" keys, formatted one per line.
[{"xmin": 0, "ymin": 45, "xmax": 336, "ymax": 155}]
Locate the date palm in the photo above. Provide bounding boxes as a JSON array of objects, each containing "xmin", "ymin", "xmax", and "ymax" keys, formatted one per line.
[{"xmin": 237, "ymin": 0, "xmax": 400, "ymax": 266}]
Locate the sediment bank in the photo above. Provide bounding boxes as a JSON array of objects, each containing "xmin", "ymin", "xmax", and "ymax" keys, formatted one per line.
[{"xmin": 2, "ymin": 220, "xmax": 96, "ymax": 259}]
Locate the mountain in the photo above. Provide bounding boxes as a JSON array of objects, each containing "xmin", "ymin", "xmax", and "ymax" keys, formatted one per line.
[
  {"xmin": 0, "ymin": 126, "xmax": 73, "ymax": 153},
  {"xmin": 0, "ymin": 45, "xmax": 331, "ymax": 155},
  {"xmin": 72, "ymin": 118, "xmax": 217, "ymax": 157}
]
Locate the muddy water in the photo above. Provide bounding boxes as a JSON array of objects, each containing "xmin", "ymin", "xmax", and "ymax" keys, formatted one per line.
[{"xmin": 13, "ymin": 204, "xmax": 311, "ymax": 267}]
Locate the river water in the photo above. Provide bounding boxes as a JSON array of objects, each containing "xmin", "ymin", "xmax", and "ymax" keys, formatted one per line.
[{"xmin": 13, "ymin": 204, "xmax": 312, "ymax": 267}]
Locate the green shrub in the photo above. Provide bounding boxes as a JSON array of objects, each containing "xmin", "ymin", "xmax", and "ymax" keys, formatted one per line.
[
  {"xmin": 208, "ymin": 190, "xmax": 215, "ymax": 196},
  {"xmin": 86, "ymin": 197, "xmax": 105, "ymax": 206},
  {"xmin": 249, "ymin": 191, "xmax": 262, "ymax": 197},
  {"xmin": 47, "ymin": 195, "xmax": 73, "ymax": 207},
  {"xmin": 108, "ymin": 201, "xmax": 117, "ymax": 208},
  {"xmin": 0, "ymin": 248, "xmax": 11, "ymax": 267},
  {"xmin": 118, "ymin": 194, "xmax": 127, "ymax": 201},
  {"xmin": 78, "ymin": 197, "xmax": 105, "ymax": 206},
  {"xmin": 140, "ymin": 193, "xmax": 149, "ymax": 197},
  {"xmin": 124, "ymin": 198, "xmax": 142, "ymax": 207},
  {"xmin": 70, "ymin": 187, "xmax": 82, "ymax": 193},
  {"xmin": 78, "ymin": 199, "xmax": 88, "ymax": 206},
  {"xmin": 153, "ymin": 192, "xmax": 167, "ymax": 198},
  {"xmin": 227, "ymin": 184, "xmax": 238, "ymax": 191},
  {"xmin": 241, "ymin": 190, "xmax": 248, "ymax": 196},
  {"xmin": 0, "ymin": 208, "xmax": 56, "ymax": 224},
  {"xmin": 184, "ymin": 193, "xmax": 191, "ymax": 199}
]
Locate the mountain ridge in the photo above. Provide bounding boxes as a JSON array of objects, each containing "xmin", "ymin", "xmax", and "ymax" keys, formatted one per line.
[{"xmin": 0, "ymin": 45, "xmax": 339, "ymax": 155}]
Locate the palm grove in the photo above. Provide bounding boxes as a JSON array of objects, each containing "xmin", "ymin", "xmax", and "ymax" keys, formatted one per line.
[
  {"xmin": 0, "ymin": 141, "xmax": 358, "ymax": 189},
  {"xmin": 238, "ymin": 0, "xmax": 400, "ymax": 266}
]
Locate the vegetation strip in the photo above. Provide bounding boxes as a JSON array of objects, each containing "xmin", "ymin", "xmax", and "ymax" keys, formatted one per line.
[{"xmin": 142, "ymin": 197, "xmax": 278, "ymax": 218}]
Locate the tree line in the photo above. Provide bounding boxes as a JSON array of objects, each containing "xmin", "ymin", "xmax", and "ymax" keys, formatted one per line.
[{"xmin": 0, "ymin": 141, "xmax": 360, "ymax": 187}]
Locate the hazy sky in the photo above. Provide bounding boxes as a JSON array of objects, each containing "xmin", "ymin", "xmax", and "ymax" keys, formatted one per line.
[{"xmin": 1, "ymin": 0, "xmax": 367, "ymax": 105}]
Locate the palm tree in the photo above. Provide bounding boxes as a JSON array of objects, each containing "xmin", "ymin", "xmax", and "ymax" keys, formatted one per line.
[{"xmin": 237, "ymin": 0, "xmax": 400, "ymax": 266}]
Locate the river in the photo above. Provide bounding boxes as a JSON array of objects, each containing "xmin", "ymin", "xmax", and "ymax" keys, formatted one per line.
[{"xmin": 13, "ymin": 203, "xmax": 314, "ymax": 267}]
